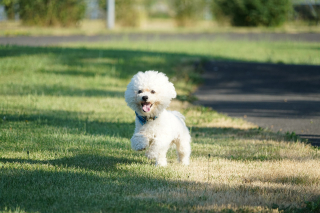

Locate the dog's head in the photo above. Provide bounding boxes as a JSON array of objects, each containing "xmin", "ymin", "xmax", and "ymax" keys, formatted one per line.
[{"xmin": 125, "ymin": 71, "xmax": 176, "ymax": 117}]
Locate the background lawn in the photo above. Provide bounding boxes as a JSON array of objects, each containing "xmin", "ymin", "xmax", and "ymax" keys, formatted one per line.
[
  {"xmin": 1, "ymin": 40, "xmax": 320, "ymax": 212},
  {"xmin": 2, "ymin": 19, "xmax": 320, "ymax": 37}
]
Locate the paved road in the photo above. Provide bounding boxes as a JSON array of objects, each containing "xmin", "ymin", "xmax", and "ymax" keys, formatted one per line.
[
  {"xmin": 1, "ymin": 32, "xmax": 320, "ymax": 46},
  {"xmin": 194, "ymin": 61, "xmax": 320, "ymax": 146}
]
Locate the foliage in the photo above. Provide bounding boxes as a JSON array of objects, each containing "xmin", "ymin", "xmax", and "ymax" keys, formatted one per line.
[
  {"xmin": 171, "ymin": 0, "xmax": 207, "ymax": 26},
  {"xmin": 18, "ymin": 0, "xmax": 86, "ymax": 27},
  {"xmin": 0, "ymin": 0, "xmax": 18, "ymax": 19},
  {"xmin": 99, "ymin": 0, "xmax": 144, "ymax": 27},
  {"xmin": 293, "ymin": 4, "xmax": 320, "ymax": 24},
  {"xmin": 212, "ymin": 0, "xmax": 293, "ymax": 27},
  {"xmin": 285, "ymin": 131, "xmax": 299, "ymax": 141}
]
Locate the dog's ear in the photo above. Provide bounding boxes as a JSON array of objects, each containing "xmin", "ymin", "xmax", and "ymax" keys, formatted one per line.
[{"xmin": 168, "ymin": 82, "xmax": 177, "ymax": 99}]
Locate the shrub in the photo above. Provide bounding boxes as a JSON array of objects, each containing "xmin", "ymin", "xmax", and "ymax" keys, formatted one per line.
[
  {"xmin": 99, "ymin": 0, "xmax": 144, "ymax": 27},
  {"xmin": 1, "ymin": 0, "xmax": 18, "ymax": 19},
  {"xmin": 212, "ymin": 0, "xmax": 292, "ymax": 27},
  {"xmin": 171, "ymin": 0, "xmax": 207, "ymax": 26},
  {"xmin": 294, "ymin": 4, "xmax": 320, "ymax": 24},
  {"xmin": 19, "ymin": 0, "xmax": 86, "ymax": 27}
]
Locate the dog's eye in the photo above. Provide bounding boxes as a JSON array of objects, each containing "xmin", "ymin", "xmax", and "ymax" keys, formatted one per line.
[
  {"xmin": 151, "ymin": 90, "xmax": 155, "ymax": 94},
  {"xmin": 138, "ymin": 90, "xmax": 143, "ymax": 94}
]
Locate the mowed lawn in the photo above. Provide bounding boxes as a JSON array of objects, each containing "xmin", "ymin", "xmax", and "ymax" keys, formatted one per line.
[{"xmin": 1, "ymin": 40, "xmax": 320, "ymax": 212}]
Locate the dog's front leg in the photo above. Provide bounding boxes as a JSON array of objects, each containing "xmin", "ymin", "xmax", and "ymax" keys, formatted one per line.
[
  {"xmin": 131, "ymin": 133, "xmax": 149, "ymax": 151},
  {"xmin": 146, "ymin": 138, "xmax": 169, "ymax": 167}
]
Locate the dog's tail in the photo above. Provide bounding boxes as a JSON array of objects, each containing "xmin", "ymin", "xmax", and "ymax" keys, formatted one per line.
[{"xmin": 170, "ymin": 111, "xmax": 186, "ymax": 124}]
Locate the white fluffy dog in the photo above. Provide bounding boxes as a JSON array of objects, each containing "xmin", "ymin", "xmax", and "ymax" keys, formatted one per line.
[{"xmin": 125, "ymin": 71, "xmax": 191, "ymax": 166}]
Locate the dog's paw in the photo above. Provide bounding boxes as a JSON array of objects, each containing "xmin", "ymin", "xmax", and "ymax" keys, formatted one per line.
[
  {"xmin": 156, "ymin": 160, "xmax": 167, "ymax": 167},
  {"xmin": 145, "ymin": 150, "xmax": 157, "ymax": 160},
  {"xmin": 131, "ymin": 133, "xmax": 148, "ymax": 151},
  {"xmin": 180, "ymin": 159, "xmax": 190, "ymax": 166}
]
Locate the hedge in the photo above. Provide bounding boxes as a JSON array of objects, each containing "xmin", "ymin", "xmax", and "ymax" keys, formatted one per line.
[
  {"xmin": 212, "ymin": 0, "xmax": 292, "ymax": 27},
  {"xmin": 171, "ymin": 0, "xmax": 207, "ymax": 26},
  {"xmin": 19, "ymin": 0, "xmax": 86, "ymax": 27}
]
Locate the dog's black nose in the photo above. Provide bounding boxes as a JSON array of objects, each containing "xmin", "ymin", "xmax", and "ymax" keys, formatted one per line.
[{"xmin": 142, "ymin": 96, "xmax": 148, "ymax": 101}]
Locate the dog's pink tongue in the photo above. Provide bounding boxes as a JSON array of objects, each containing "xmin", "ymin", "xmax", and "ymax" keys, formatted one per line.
[{"xmin": 142, "ymin": 103, "xmax": 151, "ymax": 112}]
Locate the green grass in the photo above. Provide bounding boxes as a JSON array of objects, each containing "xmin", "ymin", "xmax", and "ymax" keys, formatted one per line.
[{"xmin": 0, "ymin": 39, "xmax": 320, "ymax": 212}]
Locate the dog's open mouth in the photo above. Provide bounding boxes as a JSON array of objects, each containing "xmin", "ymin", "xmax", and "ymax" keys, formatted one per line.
[{"xmin": 141, "ymin": 102, "xmax": 153, "ymax": 112}]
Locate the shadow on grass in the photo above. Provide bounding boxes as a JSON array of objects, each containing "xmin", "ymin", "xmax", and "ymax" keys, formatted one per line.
[
  {"xmin": 1, "ymin": 83, "xmax": 125, "ymax": 97},
  {"xmin": 0, "ymin": 109, "xmax": 135, "ymax": 139},
  {"xmin": 0, "ymin": 153, "xmax": 186, "ymax": 212},
  {"xmin": 1, "ymin": 165, "xmax": 176, "ymax": 212},
  {"xmin": 1, "ymin": 45, "xmax": 320, "ymax": 95},
  {"xmin": 0, "ymin": 45, "xmax": 205, "ymax": 81},
  {"xmin": 41, "ymin": 69, "xmax": 100, "ymax": 77},
  {"xmin": 0, "ymin": 45, "xmax": 209, "ymax": 99},
  {"xmin": 2, "ymin": 45, "xmax": 319, "ymax": 98},
  {"xmin": 1, "ymin": 156, "xmax": 319, "ymax": 212},
  {"xmin": 245, "ymin": 172, "xmax": 320, "ymax": 186},
  {"xmin": 2, "ymin": 109, "xmax": 316, "ymax": 159},
  {"xmin": 1, "ymin": 109, "xmax": 319, "ymax": 211},
  {"xmin": 0, "ymin": 154, "xmax": 144, "ymax": 172},
  {"xmin": 190, "ymin": 126, "xmax": 319, "ymax": 161},
  {"xmin": 193, "ymin": 126, "xmax": 289, "ymax": 142}
]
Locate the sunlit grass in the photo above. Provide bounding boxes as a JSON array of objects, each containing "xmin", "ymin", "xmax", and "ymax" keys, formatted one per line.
[
  {"xmin": 65, "ymin": 39, "xmax": 320, "ymax": 65},
  {"xmin": 0, "ymin": 40, "xmax": 319, "ymax": 212}
]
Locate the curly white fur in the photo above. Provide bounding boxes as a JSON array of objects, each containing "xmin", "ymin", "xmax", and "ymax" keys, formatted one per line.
[{"xmin": 125, "ymin": 71, "xmax": 191, "ymax": 166}]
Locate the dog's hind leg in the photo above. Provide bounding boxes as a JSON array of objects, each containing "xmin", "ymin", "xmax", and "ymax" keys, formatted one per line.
[{"xmin": 175, "ymin": 135, "xmax": 191, "ymax": 165}]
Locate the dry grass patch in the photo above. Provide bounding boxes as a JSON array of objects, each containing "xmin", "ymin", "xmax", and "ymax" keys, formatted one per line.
[
  {"xmin": 164, "ymin": 102, "xmax": 320, "ymax": 211},
  {"xmin": 132, "ymin": 157, "xmax": 320, "ymax": 212}
]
